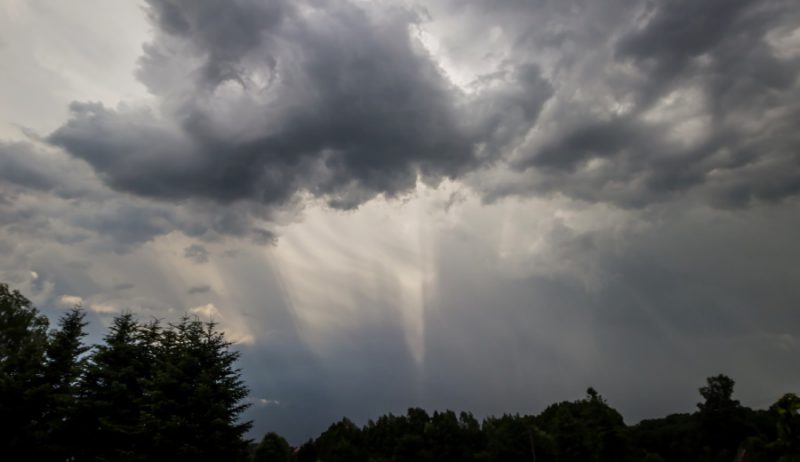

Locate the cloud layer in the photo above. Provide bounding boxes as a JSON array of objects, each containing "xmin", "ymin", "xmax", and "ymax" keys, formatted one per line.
[
  {"xmin": 45, "ymin": 0, "xmax": 800, "ymax": 215},
  {"xmin": 1, "ymin": 0, "xmax": 800, "ymax": 445}
]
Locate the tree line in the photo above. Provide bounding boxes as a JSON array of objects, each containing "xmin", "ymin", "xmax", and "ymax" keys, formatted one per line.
[
  {"xmin": 255, "ymin": 380, "xmax": 798, "ymax": 462},
  {"xmin": 2, "ymin": 282, "xmax": 798, "ymax": 461}
]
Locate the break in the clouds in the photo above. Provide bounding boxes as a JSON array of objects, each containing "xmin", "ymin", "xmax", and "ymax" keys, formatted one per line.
[{"xmin": 1, "ymin": 0, "xmax": 800, "ymax": 444}]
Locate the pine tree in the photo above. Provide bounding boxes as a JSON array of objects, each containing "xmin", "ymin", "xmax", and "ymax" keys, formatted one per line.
[
  {"xmin": 0, "ymin": 283, "xmax": 49, "ymax": 454},
  {"xmin": 72, "ymin": 313, "xmax": 252, "ymax": 461},
  {"xmin": 42, "ymin": 307, "xmax": 89, "ymax": 460},
  {"xmin": 144, "ymin": 317, "xmax": 251, "ymax": 461},
  {"xmin": 79, "ymin": 313, "xmax": 155, "ymax": 461}
]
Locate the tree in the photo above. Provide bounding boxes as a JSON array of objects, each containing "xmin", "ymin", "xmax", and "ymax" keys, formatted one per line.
[
  {"xmin": 697, "ymin": 374, "xmax": 748, "ymax": 461},
  {"xmin": 295, "ymin": 439, "xmax": 318, "ymax": 462},
  {"xmin": 254, "ymin": 432, "xmax": 292, "ymax": 462},
  {"xmin": 0, "ymin": 282, "xmax": 50, "ymax": 454},
  {"xmin": 698, "ymin": 374, "xmax": 740, "ymax": 414},
  {"xmin": 143, "ymin": 317, "xmax": 251, "ymax": 461},
  {"xmin": 42, "ymin": 307, "xmax": 89, "ymax": 460},
  {"xmin": 79, "ymin": 313, "xmax": 154, "ymax": 461},
  {"xmin": 770, "ymin": 393, "xmax": 800, "ymax": 461},
  {"xmin": 316, "ymin": 417, "xmax": 367, "ymax": 462},
  {"xmin": 78, "ymin": 314, "xmax": 252, "ymax": 461},
  {"xmin": 536, "ymin": 388, "xmax": 630, "ymax": 462}
]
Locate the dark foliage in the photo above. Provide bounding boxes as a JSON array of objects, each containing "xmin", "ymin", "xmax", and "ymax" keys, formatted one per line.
[
  {"xmin": 257, "ymin": 384, "xmax": 797, "ymax": 462},
  {"xmin": 0, "ymin": 283, "xmax": 49, "ymax": 456},
  {"xmin": 0, "ymin": 283, "xmax": 251, "ymax": 461},
  {"xmin": 259, "ymin": 384, "xmax": 797, "ymax": 462}
]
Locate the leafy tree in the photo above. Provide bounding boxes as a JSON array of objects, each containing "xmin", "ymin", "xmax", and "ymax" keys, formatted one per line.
[
  {"xmin": 483, "ymin": 414, "xmax": 540, "ymax": 462},
  {"xmin": 536, "ymin": 388, "xmax": 630, "ymax": 462},
  {"xmin": 316, "ymin": 417, "xmax": 367, "ymax": 462},
  {"xmin": 698, "ymin": 374, "xmax": 740, "ymax": 414},
  {"xmin": 630, "ymin": 413, "xmax": 701, "ymax": 462},
  {"xmin": 0, "ymin": 282, "xmax": 50, "ymax": 454},
  {"xmin": 697, "ymin": 374, "xmax": 749, "ymax": 460},
  {"xmin": 770, "ymin": 393, "xmax": 800, "ymax": 461},
  {"xmin": 254, "ymin": 432, "xmax": 293, "ymax": 462}
]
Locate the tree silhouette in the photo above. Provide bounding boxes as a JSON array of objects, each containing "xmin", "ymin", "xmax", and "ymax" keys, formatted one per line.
[
  {"xmin": 0, "ymin": 283, "xmax": 50, "ymax": 455},
  {"xmin": 42, "ymin": 307, "xmax": 89, "ymax": 459},
  {"xmin": 254, "ymin": 432, "xmax": 293, "ymax": 462}
]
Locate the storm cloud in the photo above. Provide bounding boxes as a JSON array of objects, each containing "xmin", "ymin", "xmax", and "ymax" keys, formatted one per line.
[
  {"xmin": 1, "ymin": 0, "xmax": 800, "ymax": 445},
  {"xmin": 43, "ymin": 0, "xmax": 800, "ymax": 217},
  {"xmin": 49, "ymin": 0, "xmax": 550, "ymax": 212},
  {"xmin": 431, "ymin": 0, "xmax": 800, "ymax": 208}
]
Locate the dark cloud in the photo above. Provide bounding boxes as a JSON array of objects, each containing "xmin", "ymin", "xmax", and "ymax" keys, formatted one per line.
[
  {"xmin": 0, "ymin": 141, "xmax": 95, "ymax": 199},
  {"xmin": 464, "ymin": 0, "xmax": 800, "ymax": 208},
  {"xmin": 0, "ymin": 139, "xmax": 290, "ymax": 252},
  {"xmin": 0, "ymin": 142, "xmax": 61, "ymax": 192},
  {"xmin": 47, "ymin": 0, "xmax": 798, "ymax": 213},
  {"xmin": 183, "ymin": 244, "xmax": 210, "ymax": 264},
  {"xmin": 48, "ymin": 0, "xmax": 550, "ymax": 214}
]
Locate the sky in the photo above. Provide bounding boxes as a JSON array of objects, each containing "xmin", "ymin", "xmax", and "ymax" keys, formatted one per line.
[{"xmin": 1, "ymin": 0, "xmax": 799, "ymax": 443}]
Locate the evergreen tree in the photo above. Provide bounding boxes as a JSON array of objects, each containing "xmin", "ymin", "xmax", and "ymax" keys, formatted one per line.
[
  {"xmin": 42, "ymin": 307, "xmax": 89, "ymax": 460},
  {"xmin": 143, "ymin": 317, "xmax": 251, "ymax": 461},
  {"xmin": 0, "ymin": 283, "xmax": 49, "ymax": 454},
  {"xmin": 79, "ymin": 313, "xmax": 154, "ymax": 461}
]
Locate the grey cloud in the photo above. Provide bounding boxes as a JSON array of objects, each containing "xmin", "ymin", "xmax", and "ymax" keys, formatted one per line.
[
  {"xmin": 465, "ymin": 0, "xmax": 800, "ymax": 208},
  {"xmin": 188, "ymin": 284, "xmax": 211, "ymax": 294},
  {"xmin": 0, "ymin": 142, "xmax": 60, "ymax": 191},
  {"xmin": 0, "ymin": 140, "xmax": 291, "ymax": 252},
  {"xmin": 48, "ymin": 0, "xmax": 550, "ymax": 214},
  {"xmin": 0, "ymin": 141, "xmax": 97, "ymax": 199},
  {"xmin": 183, "ymin": 244, "xmax": 209, "ymax": 264},
  {"xmin": 251, "ymin": 228, "xmax": 277, "ymax": 246}
]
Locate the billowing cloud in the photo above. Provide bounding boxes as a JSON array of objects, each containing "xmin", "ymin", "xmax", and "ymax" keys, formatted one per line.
[
  {"xmin": 40, "ymin": 0, "xmax": 799, "ymax": 220},
  {"xmin": 49, "ymin": 0, "xmax": 550, "ymax": 213},
  {"xmin": 435, "ymin": 0, "xmax": 800, "ymax": 208}
]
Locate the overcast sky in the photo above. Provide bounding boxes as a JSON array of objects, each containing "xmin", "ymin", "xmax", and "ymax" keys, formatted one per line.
[{"xmin": 1, "ymin": 0, "xmax": 799, "ymax": 443}]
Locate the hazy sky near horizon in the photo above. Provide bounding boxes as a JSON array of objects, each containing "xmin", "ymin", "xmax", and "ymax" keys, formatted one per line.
[{"xmin": 1, "ymin": 0, "xmax": 799, "ymax": 443}]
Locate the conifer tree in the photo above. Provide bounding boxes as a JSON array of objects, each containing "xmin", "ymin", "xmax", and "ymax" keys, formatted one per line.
[
  {"xmin": 42, "ymin": 307, "xmax": 89, "ymax": 460},
  {"xmin": 79, "ymin": 313, "xmax": 154, "ymax": 461},
  {"xmin": 144, "ymin": 317, "xmax": 251, "ymax": 461},
  {"xmin": 0, "ymin": 283, "xmax": 49, "ymax": 454}
]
